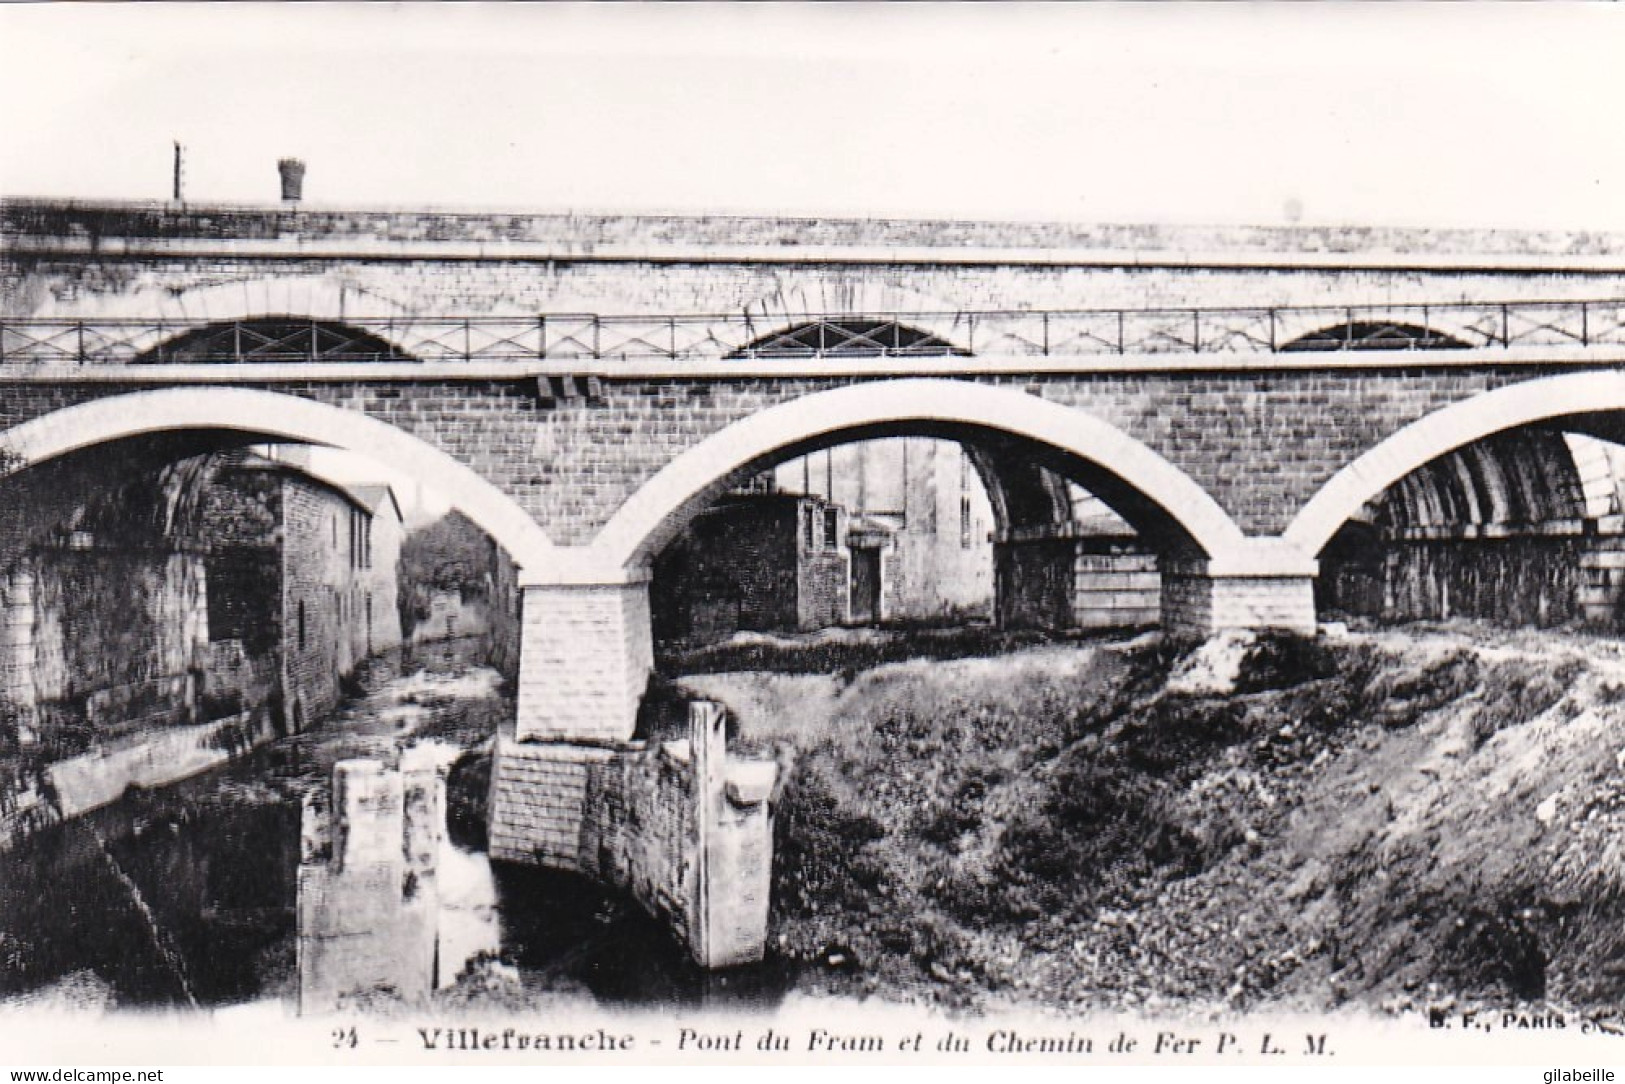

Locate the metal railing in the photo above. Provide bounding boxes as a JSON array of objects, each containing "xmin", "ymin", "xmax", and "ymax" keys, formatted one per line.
[{"xmin": 3, "ymin": 299, "xmax": 1625, "ymax": 366}]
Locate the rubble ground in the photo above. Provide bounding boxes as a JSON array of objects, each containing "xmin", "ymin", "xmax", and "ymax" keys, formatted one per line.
[{"xmin": 674, "ymin": 621, "xmax": 1625, "ymax": 1019}]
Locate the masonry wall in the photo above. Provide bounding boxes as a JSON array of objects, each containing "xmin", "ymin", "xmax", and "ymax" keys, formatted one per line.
[
  {"xmin": 10, "ymin": 198, "xmax": 1625, "ymax": 558},
  {"xmin": 1162, "ymin": 567, "xmax": 1317, "ymax": 636},
  {"xmin": 996, "ymin": 539, "xmax": 1076, "ymax": 630},
  {"xmin": 0, "ymin": 456, "xmax": 406, "ymax": 847},
  {"xmin": 487, "ymin": 704, "xmax": 775, "ymax": 968},
  {"xmin": 10, "ymin": 228, "xmax": 1625, "ymax": 330},
  {"xmin": 0, "ymin": 364, "xmax": 1615, "ymax": 558},
  {"xmin": 882, "ymin": 479, "xmax": 995, "ymax": 622},
  {"xmin": 281, "ymin": 482, "xmax": 349, "ymax": 730},
  {"xmin": 652, "ymin": 495, "xmax": 847, "ymax": 645},
  {"xmin": 349, "ymin": 505, "xmax": 404, "ymax": 664},
  {"xmin": 1073, "ymin": 542, "xmax": 1161, "ymax": 629},
  {"xmin": 516, "ymin": 582, "xmax": 651, "ymax": 742},
  {"xmin": 720, "ymin": 501, "xmax": 798, "ymax": 633},
  {"xmin": 0, "ymin": 460, "xmax": 270, "ymax": 847},
  {"xmin": 798, "ymin": 545, "xmax": 849, "ymax": 631},
  {"xmin": 488, "ymin": 738, "xmax": 699, "ymax": 948},
  {"xmin": 1318, "ymin": 527, "xmax": 1625, "ymax": 630},
  {"xmin": 195, "ymin": 464, "xmax": 286, "ymax": 726},
  {"xmin": 27, "ymin": 549, "xmax": 208, "ymax": 747}
]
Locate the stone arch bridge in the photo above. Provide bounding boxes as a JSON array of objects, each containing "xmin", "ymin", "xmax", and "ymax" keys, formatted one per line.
[{"xmin": 6, "ymin": 198, "xmax": 1625, "ymax": 755}]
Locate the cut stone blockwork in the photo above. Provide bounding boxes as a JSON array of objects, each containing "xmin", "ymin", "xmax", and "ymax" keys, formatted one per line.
[
  {"xmin": 297, "ymin": 755, "xmax": 442, "ymax": 1014},
  {"xmin": 1161, "ymin": 565, "xmax": 1318, "ymax": 637},
  {"xmin": 489, "ymin": 701, "xmax": 776, "ymax": 969},
  {"xmin": 515, "ymin": 579, "xmax": 653, "ymax": 743}
]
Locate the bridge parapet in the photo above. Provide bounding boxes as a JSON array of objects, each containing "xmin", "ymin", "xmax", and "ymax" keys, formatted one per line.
[{"xmin": 6, "ymin": 299, "xmax": 1625, "ymax": 367}]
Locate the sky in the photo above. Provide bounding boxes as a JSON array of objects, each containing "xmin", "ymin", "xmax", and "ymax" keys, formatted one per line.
[
  {"xmin": 4, "ymin": 4, "xmax": 1625, "ymax": 232},
  {"xmin": 5, "ymin": 3, "xmax": 1625, "ymax": 522}
]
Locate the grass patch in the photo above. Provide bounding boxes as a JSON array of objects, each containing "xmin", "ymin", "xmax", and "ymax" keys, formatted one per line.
[{"xmin": 660, "ymin": 626, "xmax": 1063, "ymax": 678}]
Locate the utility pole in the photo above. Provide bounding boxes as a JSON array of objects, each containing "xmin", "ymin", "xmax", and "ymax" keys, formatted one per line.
[{"xmin": 172, "ymin": 141, "xmax": 184, "ymax": 203}]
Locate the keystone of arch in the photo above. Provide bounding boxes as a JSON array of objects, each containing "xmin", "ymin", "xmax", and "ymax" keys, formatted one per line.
[
  {"xmin": 1286, "ymin": 370, "xmax": 1625, "ymax": 558},
  {"xmin": 588, "ymin": 378, "xmax": 1255, "ymax": 573},
  {"xmin": 0, "ymin": 387, "xmax": 555, "ymax": 574}
]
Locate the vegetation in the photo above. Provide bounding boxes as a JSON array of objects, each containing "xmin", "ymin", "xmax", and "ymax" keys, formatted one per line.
[
  {"xmin": 396, "ymin": 510, "xmax": 499, "ymax": 637},
  {"xmin": 675, "ymin": 624, "xmax": 1625, "ymax": 1017}
]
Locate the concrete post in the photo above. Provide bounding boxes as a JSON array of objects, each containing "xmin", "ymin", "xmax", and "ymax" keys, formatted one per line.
[
  {"xmin": 690, "ymin": 701, "xmax": 725, "ymax": 967},
  {"xmin": 689, "ymin": 701, "xmax": 775, "ymax": 969},
  {"xmin": 514, "ymin": 577, "xmax": 653, "ymax": 743}
]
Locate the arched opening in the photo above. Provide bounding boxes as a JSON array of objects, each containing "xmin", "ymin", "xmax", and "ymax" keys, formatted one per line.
[
  {"xmin": 0, "ymin": 387, "xmax": 552, "ymax": 573},
  {"xmin": 727, "ymin": 320, "xmax": 967, "ymax": 359},
  {"xmin": 1281, "ymin": 321, "xmax": 1470, "ymax": 352},
  {"xmin": 0, "ymin": 388, "xmax": 536, "ymax": 838},
  {"xmin": 600, "ymin": 380, "xmax": 1243, "ymax": 659},
  {"xmin": 1291, "ymin": 372, "xmax": 1625, "ymax": 631},
  {"xmin": 1315, "ymin": 429, "xmax": 1598, "ymax": 626},
  {"xmin": 600, "ymin": 380, "xmax": 1243, "ymax": 574},
  {"xmin": 136, "ymin": 317, "xmax": 412, "ymax": 365}
]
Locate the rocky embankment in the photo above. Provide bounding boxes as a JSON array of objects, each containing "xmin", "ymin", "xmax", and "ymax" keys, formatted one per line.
[{"xmin": 674, "ymin": 623, "xmax": 1625, "ymax": 1020}]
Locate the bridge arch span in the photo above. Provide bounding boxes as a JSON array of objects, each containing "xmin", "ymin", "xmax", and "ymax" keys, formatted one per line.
[
  {"xmin": 1287, "ymin": 370, "xmax": 1625, "ymax": 557},
  {"xmin": 0, "ymin": 387, "xmax": 554, "ymax": 572},
  {"xmin": 590, "ymin": 378, "xmax": 1250, "ymax": 572}
]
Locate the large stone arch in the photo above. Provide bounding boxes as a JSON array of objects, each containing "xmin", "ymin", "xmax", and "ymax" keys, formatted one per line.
[
  {"xmin": 590, "ymin": 378, "xmax": 1249, "ymax": 572},
  {"xmin": 1287, "ymin": 370, "xmax": 1625, "ymax": 557},
  {"xmin": 0, "ymin": 387, "xmax": 554, "ymax": 573}
]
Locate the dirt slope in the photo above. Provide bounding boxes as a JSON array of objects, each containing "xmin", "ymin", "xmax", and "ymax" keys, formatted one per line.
[{"xmin": 676, "ymin": 624, "xmax": 1625, "ymax": 1018}]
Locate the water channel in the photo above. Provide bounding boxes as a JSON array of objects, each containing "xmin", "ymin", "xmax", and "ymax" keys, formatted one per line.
[{"xmin": 0, "ymin": 639, "xmax": 795, "ymax": 1013}]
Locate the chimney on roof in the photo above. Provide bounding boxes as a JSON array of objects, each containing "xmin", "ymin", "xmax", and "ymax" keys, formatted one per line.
[{"xmin": 278, "ymin": 158, "xmax": 306, "ymax": 204}]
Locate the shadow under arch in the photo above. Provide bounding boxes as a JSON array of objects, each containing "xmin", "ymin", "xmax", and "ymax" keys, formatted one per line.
[
  {"xmin": 590, "ymin": 379, "xmax": 1248, "ymax": 573},
  {"xmin": 726, "ymin": 319, "xmax": 968, "ymax": 359},
  {"xmin": 136, "ymin": 316, "xmax": 414, "ymax": 365},
  {"xmin": 0, "ymin": 387, "xmax": 554, "ymax": 574},
  {"xmin": 1280, "ymin": 320, "xmax": 1470, "ymax": 353},
  {"xmin": 1286, "ymin": 370, "xmax": 1625, "ymax": 558}
]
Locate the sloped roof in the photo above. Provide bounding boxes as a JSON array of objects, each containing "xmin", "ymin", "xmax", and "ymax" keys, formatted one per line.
[{"xmin": 340, "ymin": 483, "xmax": 404, "ymax": 523}]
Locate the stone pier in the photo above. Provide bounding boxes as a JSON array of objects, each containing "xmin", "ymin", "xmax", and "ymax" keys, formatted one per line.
[{"xmin": 489, "ymin": 700, "xmax": 777, "ymax": 969}]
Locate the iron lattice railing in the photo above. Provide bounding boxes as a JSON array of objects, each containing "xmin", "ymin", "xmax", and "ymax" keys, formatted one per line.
[{"xmin": 3, "ymin": 300, "xmax": 1625, "ymax": 366}]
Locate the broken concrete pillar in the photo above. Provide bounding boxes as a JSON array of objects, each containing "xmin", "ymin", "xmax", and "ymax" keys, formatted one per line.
[
  {"xmin": 297, "ymin": 757, "xmax": 442, "ymax": 1014},
  {"xmin": 691, "ymin": 701, "xmax": 775, "ymax": 968}
]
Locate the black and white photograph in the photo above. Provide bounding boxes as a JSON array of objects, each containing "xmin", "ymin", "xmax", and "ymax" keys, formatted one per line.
[{"xmin": 2, "ymin": 4, "xmax": 1625, "ymax": 1076}]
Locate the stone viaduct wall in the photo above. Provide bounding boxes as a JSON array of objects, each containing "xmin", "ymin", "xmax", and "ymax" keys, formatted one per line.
[
  {"xmin": 13, "ymin": 200, "xmax": 1625, "ymax": 962},
  {"xmin": 0, "ymin": 366, "xmax": 1608, "ymax": 552},
  {"xmin": 8, "ymin": 198, "xmax": 1625, "ymax": 744}
]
